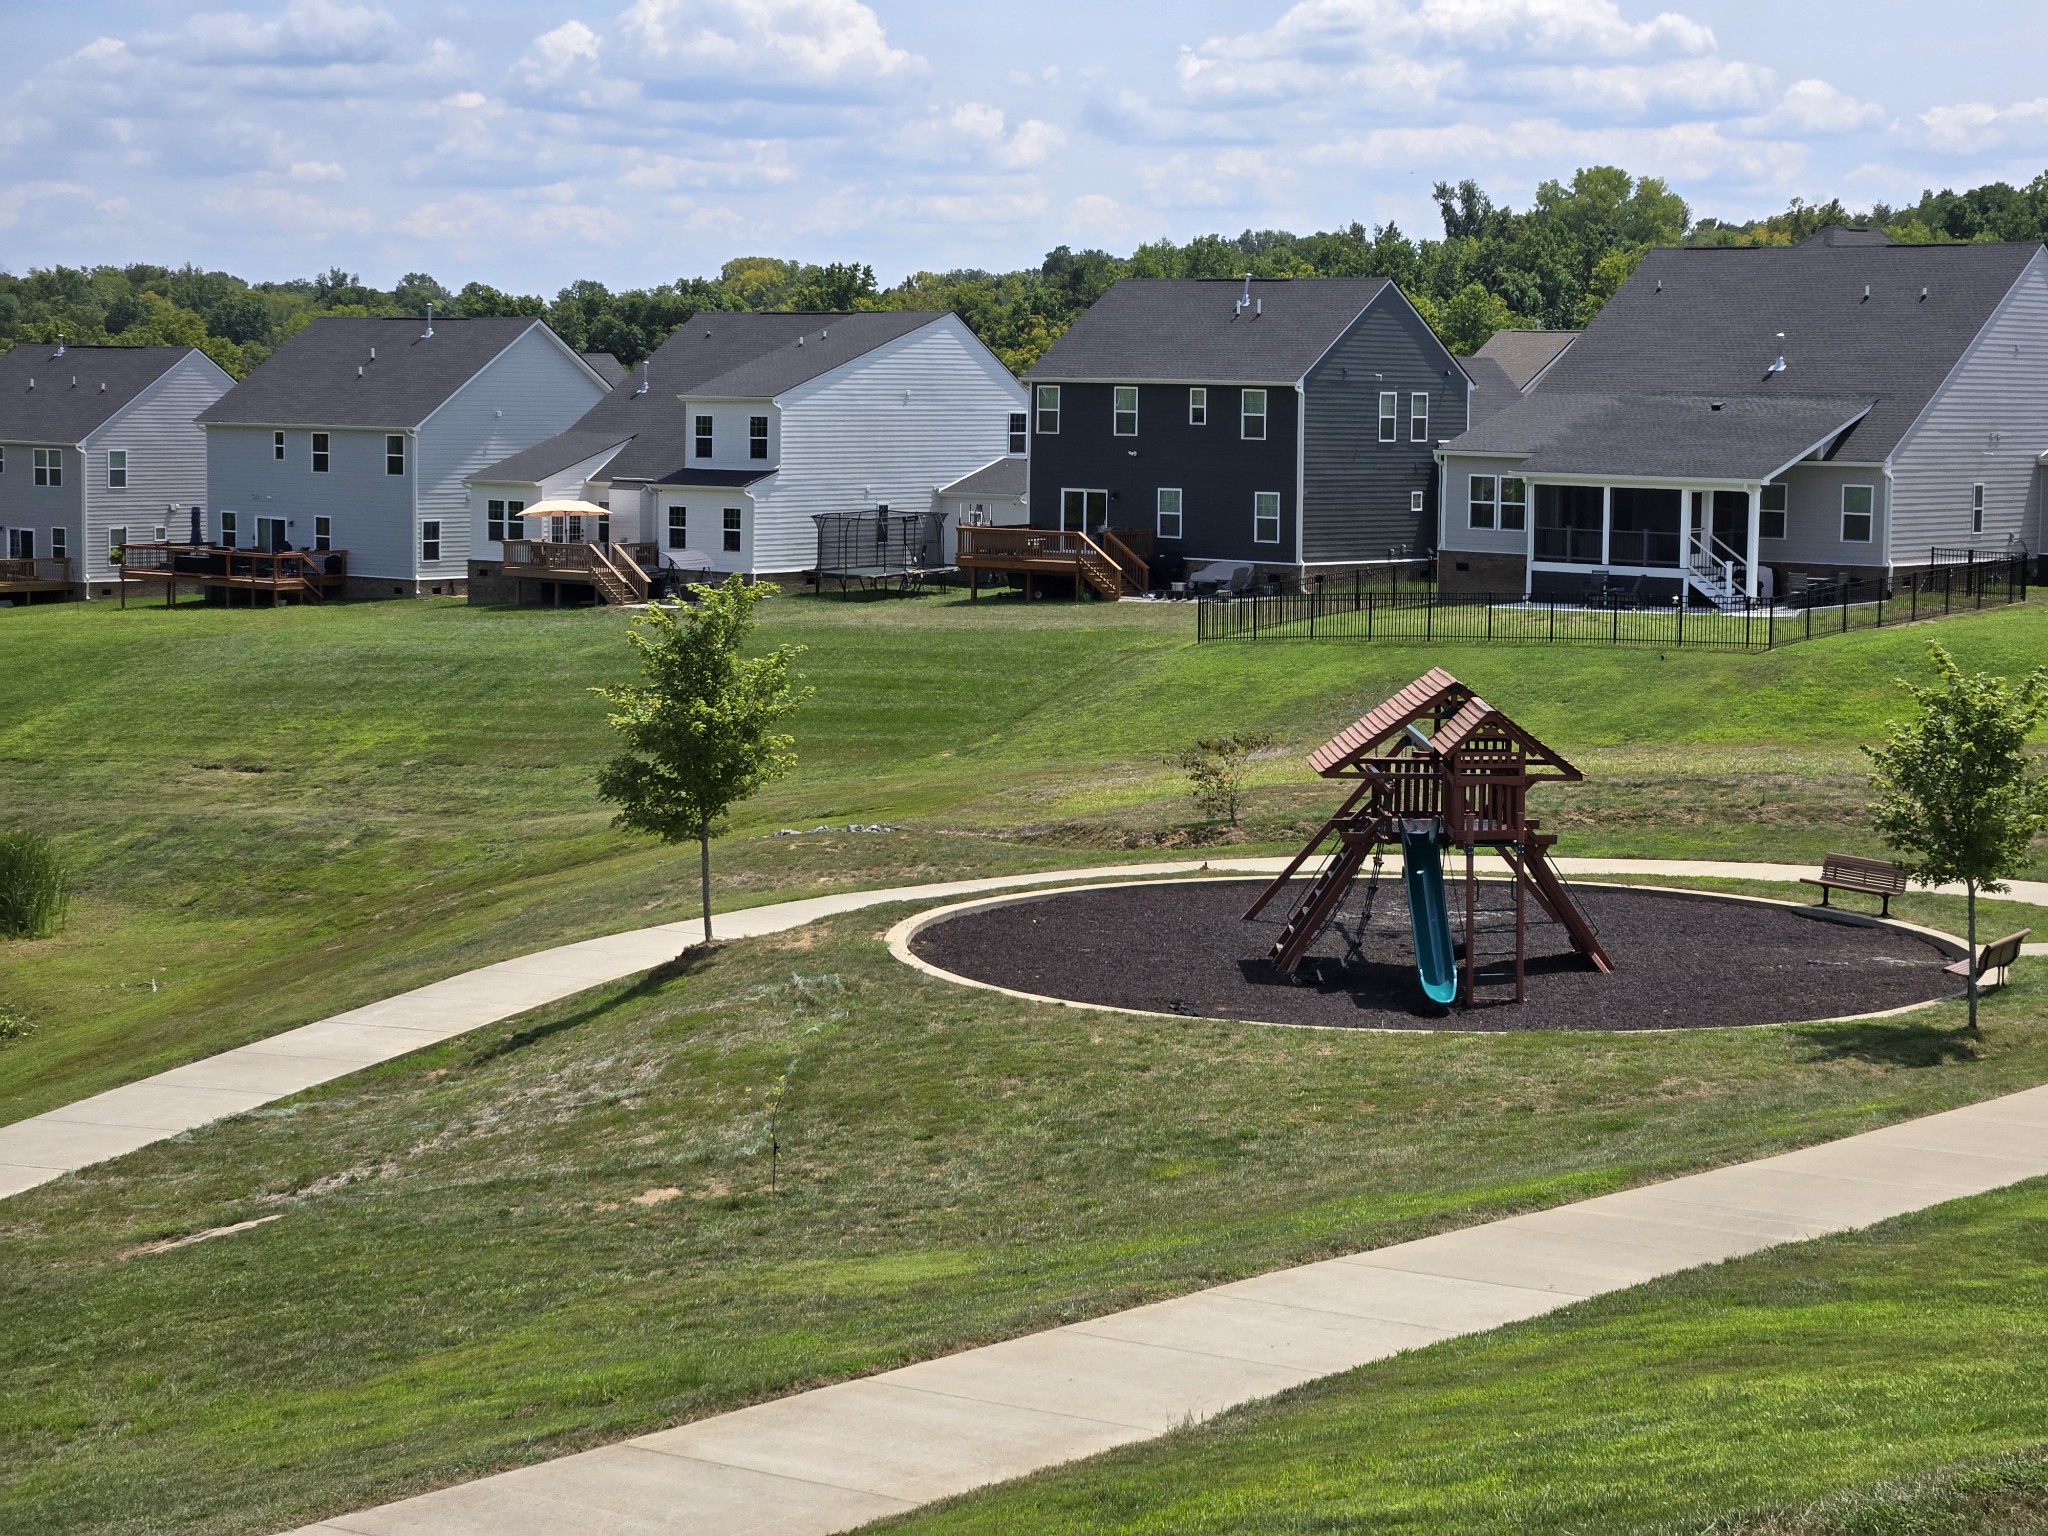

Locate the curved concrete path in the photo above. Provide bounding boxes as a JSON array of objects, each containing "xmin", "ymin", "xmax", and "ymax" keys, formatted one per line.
[{"xmin": 5, "ymin": 855, "xmax": 2043, "ymax": 1201}]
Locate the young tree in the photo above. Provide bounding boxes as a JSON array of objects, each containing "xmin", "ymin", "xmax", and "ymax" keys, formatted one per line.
[
  {"xmin": 1866, "ymin": 644, "xmax": 2048, "ymax": 1031},
  {"xmin": 1179, "ymin": 732, "xmax": 1277, "ymax": 829},
  {"xmin": 593, "ymin": 577, "xmax": 810, "ymax": 943}
]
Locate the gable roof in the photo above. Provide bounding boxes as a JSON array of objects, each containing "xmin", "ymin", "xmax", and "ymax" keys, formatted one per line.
[
  {"xmin": 470, "ymin": 427, "xmax": 636, "ymax": 485},
  {"xmin": 1471, "ymin": 329, "xmax": 1579, "ymax": 391},
  {"xmin": 1451, "ymin": 391, "xmax": 1874, "ymax": 480},
  {"xmin": 1461, "ymin": 355, "xmax": 1523, "ymax": 427},
  {"xmin": 198, "ymin": 316, "xmax": 563, "ymax": 430},
  {"xmin": 1526, "ymin": 236, "xmax": 2043, "ymax": 461},
  {"xmin": 681, "ymin": 311, "xmax": 945, "ymax": 399},
  {"xmin": 1308, "ymin": 667, "xmax": 1472, "ymax": 775},
  {"xmin": 940, "ymin": 456, "xmax": 1028, "ymax": 498},
  {"xmin": 1434, "ymin": 696, "xmax": 1581, "ymax": 780},
  {"xmin": 0, "ymin": 345, "xmax": 214, "ymax": 444},
  {"xmin": 580, "ymin": 352, "xmax": 629, "ymax": 387},
  {"xmin": 1027, "ymin": 278, "xmax": 1395, "ymax": 384}
]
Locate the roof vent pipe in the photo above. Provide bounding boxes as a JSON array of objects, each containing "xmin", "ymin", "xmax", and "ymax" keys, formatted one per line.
[
  {"xmin": 797, "ymin": 336, "xmax": 804, "ymax": 347},
  {"xmin": 54, "ymin": 336, "xmax": 65, "ymax": 357},
  {"xmin": 70, "ymin": 376, "xmax": 77, "ymax": 388},
  {"xmin": 1920, "ymin": 286, "xmax": 1929, "ymax": 301},
  {"xmin": 636, "ymin": 361, "xmax": 649, "ymax": 396},
  {"xmin": 422, "ymin": 303, "xmax": 434, "ymax": 339},
  {"xmin": 1254, "ymin": 298, "xmax": 1262, "ymax": 317},
  {"xmin": 358, "ymin": 365, "xmax": 365, "ymax": 378},
  {"xmin": 1768, "ymin": 332, "xmax": 1787, "ymax": 373},
  {"xmin": 370, "ymin": 346, "xmax": 376, "ymax": 361},
  {"xmin": 1862, "ymin": 284, "xmax": 1871, "ymax": 300}
]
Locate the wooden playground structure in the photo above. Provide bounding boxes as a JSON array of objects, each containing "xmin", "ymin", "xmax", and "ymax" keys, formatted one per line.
[{"xmin": 1246, "ymin": 667, "xmax": 1613, "ymax": 1004}]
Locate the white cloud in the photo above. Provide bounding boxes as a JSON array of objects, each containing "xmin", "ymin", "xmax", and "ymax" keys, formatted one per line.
[
  {"xmin": 182, "ymin": 0, "xmax": 405, "ymax": 65},
  {"xmin": 1513, "ymin": 57, "xmax": 1772, "ymax": 114},
  {"xmin": 1745, "ymin": 79, "xmax": 1885, "ymax": 135},
  {"xmin": 892, "ymin": 103, "xmax": 1067, "ymax": 169},
  {"xmin": 289, "ymin": 160, "xmax": 347, "ymax": 181},
  {"xmin": 516, "ymin": 20, "xmax": 601, "ymax": 87},
  {"xmin": 615, "ymin": 0, "xmax": 923, "ymax": 89},
  {"xmin": 1917, "ymin": 95, "xmax": 2048, "ymax": 153}
]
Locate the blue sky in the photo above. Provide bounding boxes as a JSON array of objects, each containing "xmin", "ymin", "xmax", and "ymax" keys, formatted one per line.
[{"xmin": 4, "ymin": 0, "xmax": 2045, "ymax": 292}]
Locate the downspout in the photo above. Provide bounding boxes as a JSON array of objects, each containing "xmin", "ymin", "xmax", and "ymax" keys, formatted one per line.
[
  {"xmin": 411, "ymin": 426, "xmax": 423, "ymax": 592},
  {"xmin": 1294, "ymin": 381, "xmax": 1307, "ymax": 590},
  {"xmin": 1882, "ymin": 458, "xmax": 1897, "ymax": 578}
]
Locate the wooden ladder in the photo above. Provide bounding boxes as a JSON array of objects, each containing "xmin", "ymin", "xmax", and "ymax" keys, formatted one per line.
[
  {"xmin": 1267, "ymin": 843, "xmax": 1370, "ymax": 974},
  {"xmin": 1519, "ymin": 837, "xmax": 1614, "ymax": 973}
]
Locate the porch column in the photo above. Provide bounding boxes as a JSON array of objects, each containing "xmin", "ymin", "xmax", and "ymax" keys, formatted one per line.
[
  {"xmin": 1600, "ymin": 486, "xmax": 1612, "ymax": 567},
  {"xmin": 1745, "ymin": 486, "xmax": 1761, "ymax": 600}
]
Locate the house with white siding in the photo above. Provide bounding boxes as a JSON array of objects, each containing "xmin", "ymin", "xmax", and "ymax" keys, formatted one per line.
[
  {"xmin": 198, "ymin": 316, "xmax": 611, "ymax": 598},
  {"xmin": 1436, "ymin": 228, "xmax": 2048, "ymax": 603},
  {"xmin": 464, "ymin": 309, "xmax": 1026, "ymax": 595},
  {"xmin": 0, "ymin": 343, "xmax": 232, "ymax": 601}
]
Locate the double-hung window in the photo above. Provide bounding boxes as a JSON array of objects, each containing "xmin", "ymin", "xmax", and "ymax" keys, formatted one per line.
[
  {"xmin": 1498, "ymin": 477, "xmax": 1526, "ymax": 531},
  {"xmin": 1253, "ymin": 490, "xmax": 1281, "ymax": 544},
  {"xmin": 1188, "ymin": 387, "xmax": 1207, "ymax": 426},
  {"xmin": 1035, "ymin": 385, "xmax": 1060, "ymax": 435},
  {"xmin": 1972, "ymin": 482, "xmax": 1985, "ymax": 534},
  {"xmin": 107, "ymin": 449, "xmax": 128, "ymax": 488},
  {"xmin": 1156, "ymin": 487, "xmax": 1183, "ymax": 540},
  {"xmin": 33, "ymin": 448, "xmax": 60, "ymax": 486},
  {"xmin": 1841, "ymin": 485, "xmax": 1874, "ymax": 543},
  {"xmin": 1469, "ymin": 475, "xmax": 1497, "ymax": 529},
  {"xmin": 487, "ymin": 500, "xmax": 508, "ymax": 543},
  {"xmin": 108, "ymin": 526, "xmax": 126, "ymax": 559},
  {"xmin": 1008, "ymin": 412, "xmax": 1027, "ymax": 454},
  {"xmin": 1113, "ymin": 386, "xmax": 1138, "ymax": 436},
  {"xmin": 504, "ymin": 500, "xmax": 524, "ymax": 541},
  {"xmin": 722, "ymin": 507, "xmax": 742, "ymax": 554},
  {"xmin": 421, "ymin": 520, "xmax": 441, "ymax": 562},
  {"xmin": 1378, "ymin": 392, "xmax": 1398, "ymax": 443},
  {"xmin": 694, "ymin": 416, "xmax": 714, "ymax": 459},
  {"xmin": 1241, "ymin": 388, "xmax": 1267, "ymax": 441},
  {"xmin": 311, "ymin": 433, "xmax": 330, "ymax": 473},
  {"xmin": 749, "ymin": 416, "xmax": 769, "ymax": 460},
  {"xmin": 273, "ymin": 431, "xmax": 286, "ymax": 461},
  {"xmin": 1410, "ymin": 392, "xmax": 1429, "ymax": 442},
  {"xmin": 386, "ymin": 434, "xmax": 405, "ymax": 475},
  {"xmin": 667, "ymin": 507, "xmax": 688, "ymax": 548},
  {"xmin": 50, "ymin": 527, "xmax": 67, "ymax": 559},
  {"xmin": 314, "ymin": 515, "xmax": 332, "ymax": 551},
  {"xmin": 219, "ymin": 510, "xmax": 238, "ymax": 548},
  {"xmin": 1760, "ymin": 484, "xmax": 1787, "ymax": 540}
]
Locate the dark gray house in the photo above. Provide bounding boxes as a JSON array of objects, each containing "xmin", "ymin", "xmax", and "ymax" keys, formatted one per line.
[
  {"xmin": 1024, "ymin": 278, "xmax": 1467, "ymax": 579},
  {"xmin": 1438, "ymin": 229, "xmax": 2048, "ymax": 602}
]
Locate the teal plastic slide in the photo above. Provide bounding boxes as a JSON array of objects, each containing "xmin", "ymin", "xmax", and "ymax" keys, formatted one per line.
[{"xmin": 1400, "ymin": 820, "xmax": 1459, "ymax": 1005}]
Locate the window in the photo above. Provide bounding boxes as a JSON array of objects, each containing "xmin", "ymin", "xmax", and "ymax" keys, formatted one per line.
[
  {"xmin": 421, "ymin": 520, "xmax": 441, "ymax": 562},
  {"xmin": 1499, "ymin": 477, "xmax": 1526, "ymax": 531},
  {"xmin": 1410, "ymin": 490, "xmax": 1425, "ymax": 513},
  {"xmin": 7, "ymin": 529, "xmax": 32, "ymax": 559},
  {"xmin": 749, "ymin": 416, "xmax": 769, "ymax": 461},
  {"xmin": 1469, "ymin": 474, "xmax": 1497, "ymax": 529},
  {"xmin": 1973, "ymin": 482, "xmax": 1985, "ymax": 534},
  {"xmin": 1410, "ymin": 392, "xmax": 1429, "ymax": 443},
  {"xmin": 694, "ymin": 416, "xmax": 713, "ymax": 459},
  {"xmin": 314, "ymin": 515, "xmax": 332, "ymax": 551},
  {"xmin": 1242, "ymin": 388, "xmax": 1267, "ymax": 441},
  {"xmin": 1760, "ymin": 483, "xmax": 1787, "ymax": 540},
  {"xmin": 219, "ymin": 510, "xmax": 237, "ymax": 548},
  {"xmin": 1189, "ymin": 387, "xmax": 1207, "ymax": 426},
  {"xmin": 0, "ymin": 445, "xmax": 6, "ymax": 473},
  {"xmin": 722, "ymin": 507, "xmax": 742, "ymax": 554},
  {"xmin": 107, "ymin": 449, "xmax": 128, "ymax": 488},
  {"xmin": 153, "ymin": 524, "xmax": 166, "ymax": 542},
  {"xmin": 667, "ymin": 506, "xmax": 688, "ymax": 549},
  {"xmin": 1035, "ymin": 384, "xmax": 1060, "ymax": 435},
  {"xmin": 33, "ymin": 448, "xmax": 60, "ymax": 486},
  {"xmin": 1253, "ymin": 491, "xmax": 1282, "ymax": 544},
  {"xmin": 50, "ymin": 527, "xmax": 66, "ymax": 559},
  {"xmin": 487, "ymin": 500, "xmax": 506, "ymax": 543},
  {"xmin": 386, "ymin": 434, "xmax": 405, "ymax": 475},
  {"xmin": 1157, "ymin": 487, "xmax": 1184, "ymax": 540},
  {"xmin": 1378, "ymin": 392, "xmax": 1398, "ymax": 444},
  {"xmin": 1842, "ymin": 484, "xmax": 1874, "ymax": 543},
  {"xmin": 108, "ymin": 526, "xmax": 127, "ymax": 558},
  {"xmin": 1113, "ymin": 386, "xmax": 1138, "ymax": 436},
  {"xmin": 311, "ymin": 433, "xmax": 329, "ymax": 473},
  {"xmin": 273, "ymin": 431, "xmax": 285, "ymax": 461},
  {"xmin": 597, "ymin": 513, "xmax": 611, "ymax": 546},
  {"xmin": 505, "ymin": 500, "xmax": 524, "ymax": 541},
  {"xmin": 1008, "ymin": 412, "xmax": 1027, "ymax": 454}
]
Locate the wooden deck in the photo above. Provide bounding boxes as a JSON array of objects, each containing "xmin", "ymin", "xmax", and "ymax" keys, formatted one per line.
[
  {"xmin": 117, "ymin": 544, "xmax": 348, "ymax": 606},
  {"xmin": 956, "ymin": 526, "xmax": 1150, "ymax": 601},
  {"xmin": 0, "ymin": 557, "xmax": 74, "ymax": 599},
  {"xmin": 500, "ymin": 540, "xmax": 657, "ymax": 605}
]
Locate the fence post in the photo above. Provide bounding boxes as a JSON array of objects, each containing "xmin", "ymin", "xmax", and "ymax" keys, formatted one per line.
[
  {"xmin": 1806, "ymin": 603, "xmax": 1812, "ymax": 642},
  {"xmin": 1549, "ymin": 599, "xmax": 1556, "ymax": 643},
  {"xmin": 1840, "ymin": 582, "xmax": 1849, "ymax": 634},
  {"xmin": 1487, "ymin": 599, "xmax": 1494, "ymax": 642},
  {"xmin": 1911, "ymin": 580, "xmax": 1917, "ymax": 624},
  {"xmin": 1611, "ymin": 603, "xmax": 1619, "ymax": 645},
  {"xmin": 1426, "ymin": 591, "xmax": 1433, "ymax": 642}
]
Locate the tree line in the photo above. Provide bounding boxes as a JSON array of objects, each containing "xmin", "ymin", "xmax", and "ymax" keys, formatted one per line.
[{"xmin": 5, "ymin": 166, "xmax": 2045, "ymax": 379}]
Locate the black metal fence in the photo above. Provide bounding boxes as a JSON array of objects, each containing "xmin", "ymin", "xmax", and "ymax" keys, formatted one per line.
[{"xmin": 1195, "ymin": 557, "xmax": 2029, "ymax": 650}]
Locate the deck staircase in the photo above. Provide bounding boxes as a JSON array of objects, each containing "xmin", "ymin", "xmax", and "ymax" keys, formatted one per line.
[{"xmin": 1683, "ymin": 530, "xmax": 1752, "ymax": 613}]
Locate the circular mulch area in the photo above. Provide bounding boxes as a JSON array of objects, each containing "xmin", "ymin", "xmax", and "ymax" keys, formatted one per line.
[{"xmin": 907, "ymin": 879, "xmax": 1965, "ymax": 1032}]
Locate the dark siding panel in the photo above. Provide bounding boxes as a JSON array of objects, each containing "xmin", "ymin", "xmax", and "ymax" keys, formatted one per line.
[
  {"xmin": 1301, "ymin": 299, "xmax": 1466, "ymax": 561},
  {"xmin": 1027, "ymin": 381, "xmax": 1300, "ymax": 564}
]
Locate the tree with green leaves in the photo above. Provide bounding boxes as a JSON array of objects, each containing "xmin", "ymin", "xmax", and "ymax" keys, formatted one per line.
[
  {"xmin": 592, "ymin": 577, "xmax": 810, "ymax": 943},
  {"xmin": 1865, "ymin": 644, "xmax": 2048, "ymax": 1031}
]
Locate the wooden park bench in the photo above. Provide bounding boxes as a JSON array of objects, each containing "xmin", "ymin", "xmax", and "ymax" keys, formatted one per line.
[
  {"xmin": 1801, "ymin": 853, "xmax": 1909, "ymax": 916},
  {"xmin": 1944, "ymin": 928, "xmax": 2032, "ymax": 988}
]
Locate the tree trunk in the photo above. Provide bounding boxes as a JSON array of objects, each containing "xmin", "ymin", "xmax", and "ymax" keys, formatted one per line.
[
  {"xmin": 700, "ymin": 820, "xmax": 713, "ymax": 946},
  {"xmin": 1967, "ymin": 880, "xmax": 1979, "ymax": 1033}
]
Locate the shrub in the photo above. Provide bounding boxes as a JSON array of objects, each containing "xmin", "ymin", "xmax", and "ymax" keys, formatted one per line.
[
  {"xmin": 0, "ymin": 1011, "xmax": 34, "ymax": 1047},
  {"xmin": 0, "ymin": 831, "xmax": 71, "ymax": 939},
  {"xmin": 1178, "ymin": 732, "xmax": 1277, "ymax": 827}
]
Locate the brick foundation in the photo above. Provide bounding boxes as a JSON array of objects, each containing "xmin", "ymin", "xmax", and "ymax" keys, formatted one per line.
[{"xmin": 1437, "ymin": 552, "xmax": 1527, "ymax": 595}]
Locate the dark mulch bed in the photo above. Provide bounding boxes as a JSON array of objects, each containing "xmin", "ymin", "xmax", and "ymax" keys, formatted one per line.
[{"xmin": 909, "ymin": 879, "xmax": 1965, "ymax": 1032}]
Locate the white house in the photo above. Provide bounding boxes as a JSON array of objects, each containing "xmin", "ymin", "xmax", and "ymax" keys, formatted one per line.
[
  {"xmin": 199, "ymin": 315, "xmax": 612, "ymax": 598},
  {"xmin": 0, "ymin": 343, "xmax": 232, "ymax": 601},
  {"xmin": 464, "ymin": 309, "xmax": 1027, "ymax": 594}
]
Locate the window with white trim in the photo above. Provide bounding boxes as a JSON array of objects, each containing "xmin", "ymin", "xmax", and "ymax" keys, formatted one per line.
[
  {"xmin": 1188, "ymin": 387, "xmax": 1207, "ymax": 426},
  {"xmin": 1036, "ymin": 385, "xmax": 1060, "ymax": 435},
  {"xmin": 33, "ymin": 448, "xmax": 60, "ymax": 486},
  {"xmin": 1008, "ymin": 412, "xmax": 1027, "ymax": 454},
  {"xmin": 50, "ymin": 527, "xmax": 66, "ymax": 559},
  {"xmin": 487, "ymin": 500, "xmax": 507, "ymax": 543},
  {"xmin": 273, "ymin": 431, "xmax": 285, "ymax": 461},
  {"xmin": 722, "ymin": 507, "xmax": 742, "ymax": 553},
  {"xmin": 505, "ymin": 500, "xmax": 524, "ymax": 541},
  {"xmin": 1113, "ymin": 386, "xmax": 1138, "ymax": 436},
  {"xmin": 218, "ymin": 510, "xmax": 237, "ymax": 548},
  {"xmin": 1469, "ymin": 474, "xmax": 1496, "ymax": 529},
  {"xmin": 749, "ymin": 416, "xmax": 769, "ymax": 460},
  {"xmin": 314, "ymin": 515, "xmax": 332, "ymax": 551},
  {"xmin": 153, "ymin": 524, "xmax": 166, "ymax": 542},
  {"xmin": 1499, "ymin": 476, "xmax": 1526, "ymax": 531},
  {"xmin": 1410, "ymin": 392, "xmax": 1429, "ymax": 442},
  {"xmin": 421, "ymin": 520, "xmax": 441, "ymax": 562},
  {"xmin": 1241, "ymin": 388, "xmax": 1267, "ymax": 441},
  {"xmin": 386, "ymin": 434, "xmax": 405, "ymax": 475},
  {"xmin": 694, "ymin": 416, "xmax": 713, "ymax": 459},
  {"xmin": 1972, "ymin": 482, "xmax": 1985, "ymax": 534},
  {"xmin": 1378, "ymin": 392, "xmax": 1397, "ymax": 443},
  {"xmin": 108, "ymin": 526, "xmax": 127, "ymax": 558},
  {"xmin": 1842, "ymin": 484, "xmax": 1874, "ymax": 543},
  {"xmin": 1760, "ymin": 483, "xmax": 1787, "ymax": 540},
  {"xmin": 1410, "ymin": 490, "xmax": 1425, "ymax": 513},
  {"xmin": 311, "ymin": 433, "xmax": 329, "ymax": 473},
  {"xmin": 1156, "ymin": 487, "xmax": 1183, "ymax": 540},
  {"xmin": 107, "ymin": 449, "xmax": 128, "ymax": 488},
  {"xmin": 1253, "ymin": 490, "xmax": 1281, "ymax": 544},
  {"xmin": 668, "ymin": 506, "xmax": 688, "ymax": 549},
  {"xmin": 0, "ymin": 446, "xmax": 6, "ymax": 473}
]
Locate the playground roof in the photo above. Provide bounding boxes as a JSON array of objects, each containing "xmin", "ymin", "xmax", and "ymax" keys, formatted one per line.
[
  {"xmin": 1308, "ymin": 668, "xmax": 1471, "ymax": 775},
  {"xmin": 1435, "ymin": 695, "xmax": 1582, "ymax": 781}
]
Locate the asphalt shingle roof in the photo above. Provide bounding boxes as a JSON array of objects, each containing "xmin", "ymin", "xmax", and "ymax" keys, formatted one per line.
[
  {"xmin": 1452, "ymin": 391, "xmax": 1875, "ymax": 480},
  {"xmin": 470, "ymin": 427, "xmax": 636, "ymax": 484},
  {"xmin": 1461, "ymin": 355, "xmax": 1523, "ymax": 428},
  {"xmin": 1471, "ymin": 330, "xmax": 1578, "ymax": 390},
  {"xmin": 939, "ymin": 456, "xmax": 1027, "ymax": 497},
  {"xmin": 0, "ymin": 345, "xmax": 206, "ymax": 443},
  {"xmin": 1026, "ymin": 278, "xmax": 1395, "ymax": 384},
  {"xmin": 580, "ymin": 352, "xmax": 629, "ymax": 387},
  {"xmin": 198, "ymin": 316, "xmax": 553, "ymax": 430},
  {"xmin": 681, "ymin": 311, "xmax": 944, "ymax": 399}
]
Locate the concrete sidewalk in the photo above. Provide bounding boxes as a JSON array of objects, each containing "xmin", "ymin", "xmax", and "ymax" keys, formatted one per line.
[
  {"xmin": 282, "ymin": 1083, "xmax": 2048, "ymax": 1536},
  {"xmin": 4, "ymin": 856, "xmax": 2038, "ymax": 1200}
]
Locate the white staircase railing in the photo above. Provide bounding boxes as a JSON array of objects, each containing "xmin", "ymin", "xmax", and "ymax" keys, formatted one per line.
[{"xmin": 1685, "ymin": 529, "xmax": 1751, "ymax": 611}]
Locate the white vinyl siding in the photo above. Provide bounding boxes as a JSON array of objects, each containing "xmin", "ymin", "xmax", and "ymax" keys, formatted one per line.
[
  {"xmin": 106, "ymin": 449, "xmax": 127, "ymax": 488},
  {"xmin": 74, "ymin": 350, "xmax": 232, "ymax": 584}
]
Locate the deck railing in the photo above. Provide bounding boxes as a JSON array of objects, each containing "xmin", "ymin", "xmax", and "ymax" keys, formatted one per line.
[{"xmin": 0, "ymin": 556, "xmax": 73, "ymax": 585}]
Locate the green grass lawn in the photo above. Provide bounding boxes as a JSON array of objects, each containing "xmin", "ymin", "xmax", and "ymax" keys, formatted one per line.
[
  {"xmin": 5, "ymin": 591, "xmax": 2048, "ymax": 1122},
  {"xmin": 876, "ymin": 1178, "xmax": 2048, "ymax": 1536}
]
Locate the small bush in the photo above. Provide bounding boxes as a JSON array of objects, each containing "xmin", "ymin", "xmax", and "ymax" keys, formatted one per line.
[
  {"xmin": 0, "ymin": 1011, "xmax": 34, "ymax": 1047},
  {"xmin": 1178, "ymin": 732, "xmax": 1277, "ymax": 827},
  {"xmin": 0, "ymin": 831, "xmax": 71, "ymax": 939}
]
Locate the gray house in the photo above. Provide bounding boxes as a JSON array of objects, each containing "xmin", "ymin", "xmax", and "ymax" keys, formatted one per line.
[
  {"xmin": 0, "ymin": 343, "xmax": 232, "ymax": 600},
  {"xmin": 199, "ymin": 316, "xmax": 612, "ymax": 598},
  {"xmin": 1438, "ymin": 229, "xmax": 2048, "ymax": 602}
]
